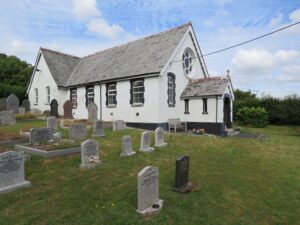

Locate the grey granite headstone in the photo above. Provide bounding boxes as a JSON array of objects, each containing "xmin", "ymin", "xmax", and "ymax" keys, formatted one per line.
[
  {"xmin": 30, "ymin": 128, "xmax": 53, "ymax": 145},
  {"xmin": 173, "ymin": 155, "xmax": 190, "ymax": 193},
  {"xmin": 136, "ymin": 166, "xmax": 163, "ymax": 217},
  {"xmin": 7, "ymin": 94, "xmax": 19, "ymax": 114},
  {"xmin": 50, "ymin": 99, "xmax": 58, "ymax": 117},
  {"xmin": 120, "ymin": 135, "xmax": 136, "ymax": 157},
  {"xmin": 88, "ymin": 102, "xmax": 98, "ymax": 121},
  {"xmin": 155, "ymin": 127, "xmax": 167, "ymax": 148},
  {"xmin": 0, "ymin": 151, "xmax": 31, "ymax": 194},
  {"xmin": 69, "ymin": 124, "xmax": 87, "ymax": 141},
  {"xmin": 140, "ymin": 131, "xmax": 154, "ymax": 152},
  {"xmin": 47, "ymin": 116, "xmax": 58, "ymax": 131},
  {"xmin": 0, "ymin": 98, "xmax": 7, "ymax": 111},
  {"xmin": 0, "ymin": 110, "xmax": 16, "ymax": 125},
  {"xmin": 22, "ymin": 99, "xmax": 30, "ymax": 112},
  {"xmin": 92, "ymin": 120, "xmax": 105, "ymax": 137},
  {"xmin": 113, "ymin": 120, "xmax": 125, "ymax": 131},
  {"xmin": 19, "ymin": 107, "xmax": 25, "ymax": 115},
  {"xmin": 80, "ymin": 139, "xmax": 101, "ymax": 169}
]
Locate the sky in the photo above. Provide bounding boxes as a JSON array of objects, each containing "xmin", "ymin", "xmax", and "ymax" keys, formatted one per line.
[{"xmin": 0, "ymin": 0, "xmax": 299, "ymax": 98}]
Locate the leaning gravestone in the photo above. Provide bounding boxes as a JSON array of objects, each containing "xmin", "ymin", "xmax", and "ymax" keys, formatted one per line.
[
  {"xmin": 47, "ymin": 116, "xmax": 58, "ymax": 131},
  {"xmin": 7, "ymin": 94, "xmax": 19, "ymax": 114},
  {"xmin": 155, "ymin": 127, "xmax": 167, "ymax": 148},
  {"xmin": 113, "ymin": 120, "xmax": 125, "ymax": 131},
  {"xmin": 22, "ymin": 99, "xmax": 30, "ymax": 112},
  {"xmin": 0, "ymin": 110, "xmax": 16, "ymax": 125},
  {"xmin": 63, "ymin": 100, "xmax": 73, "ymax": 119},
  {"xmin": 69, "ymin": 124, "xmax": 87, "ymax": 141},
  {"xmin": 120, "ymin": 135, "xmax": 136, "ymax": 157},
  {"xmin": 88, "ymin": 102, "xmax": 98, "ymax": 121},
  {"xmin": 50, "ymin": 99, "xmax": 58, "ymax": 117},
  {"xmin": 80, "ymin": 139, "xmax": 101, "ymax": 169},
  {"xmin": 0, "ymin": 98, "xmax": 7, "ymax": 111},
  {"xmin": 136, "ymin": 166, "xmax": 163, "ymax": 217},
  {"xmin": 19, "ymin": 107, "xmax": 25, "ymax": 115},
  {"xmin": 140, "ymin": 131, "xmax": 154, "ymax": 152},
  {"xmin": 0, "ymin": 151, "xmax": 31, "ymax": 194},
  {"xmin": 92, "ymin": 120, "xmax": 105, "ymax": 137},
  {"xmin": 173, "ymin": 155, "xmax": 190, "ymax": 193},
  {"xmin": 30, "ymin": 128, "xmax": 53, "ymax": 145}
]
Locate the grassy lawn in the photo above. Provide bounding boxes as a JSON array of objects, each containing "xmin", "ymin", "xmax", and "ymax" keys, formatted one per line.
[{"xmin": 0, "ymin": 122, "xmax": 299, "ymax": 225}]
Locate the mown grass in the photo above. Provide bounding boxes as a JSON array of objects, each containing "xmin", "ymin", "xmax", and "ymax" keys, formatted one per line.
[{"xmin": 0, "ymin": 122, "xmax": 299, "ymax": 225}]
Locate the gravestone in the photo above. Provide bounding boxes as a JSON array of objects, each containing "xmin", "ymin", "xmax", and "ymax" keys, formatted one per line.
[
  {"xmin": 88, "ymin": 102, "xmax": 98, "ymax": 121},
  {"xmin": 7, "ymin": 94, "xmax": 19, "ymax": 114},
  {"xmin": 140, "ymin": 131, "xmax": 154, "ymax": 152},
  {"xmin": 136, "ymin": 166, "xmax": 163, "ymax": 217},
  {"xmin": 92, "ymin": 120, "xmax": 105, "ymax": 137},
  {"xmin": 50, "ymin": 99, "xmax": 58, "ymax": 117},
  {"xmin": 19, "ymin": 107, "xmax": 25, "ymax": 115},
  {"xmin": 0, "ymin": 151, "xmax": 31, "ymax": 194},
  {"xmin": 30, "ymin": 128, "xmax": 53, "ymax": 145},
  {"xmin": 120, "ymin": 135, "xmax": 136, "ymax": 157},
  {"xmin": 69, "ymin": 124, "xmax": 87, "ymax": 141},
  {"xmin": 63, "ymin": 100, "xmax": 73, "ymax": 119},
  {"xmin": 22, "ymin": 99, "xmax": 30, "ymax": 112},
  {"xmin": 80, "ymin": 139, "xmax": 101, "ymax": 168},
  {"xmin": 47, "ymin": 116, "xmax": 58, "ymax": 131},
  {"xmin": 173, "ymin": 155, "xmax": 190, "ymax": 193},
  {"xmin": 0, "ymin": 110, "xmax": 16, "ymax": 125},
  {"xmin": 113, "ymin": 120, "xmax": 125, "ymax": 131},
  {"xmin": 155, "ymin": 127, "xmax": 167, "ymax": 148},
  {"xmin": 53, "ymin": 132, "xmax": 62, "ymax": 141},
  {"xmin": 0, "ymin": 98, "xmax": 6, "ymax": 111}
]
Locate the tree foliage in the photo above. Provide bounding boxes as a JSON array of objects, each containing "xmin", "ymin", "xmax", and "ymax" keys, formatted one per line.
[{"xmin": 236, "ymin": 107, "xmax": 269, "ymax": 128}]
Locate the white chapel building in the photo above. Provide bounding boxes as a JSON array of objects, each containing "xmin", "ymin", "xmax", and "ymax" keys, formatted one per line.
[{"xmin": 27, "ymin": 22, "xmax": 234, "ymax": 135}]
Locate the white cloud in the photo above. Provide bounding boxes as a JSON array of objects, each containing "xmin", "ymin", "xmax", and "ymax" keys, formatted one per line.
[
  {"xmin": 282, "ymin": 65, "xmax": 300, "ymax": 75},
  {"xmin": 275, "ymin": 50, "xmax": 298, "ymax": 62},
  {"xmin": 289, "ymin": 8, "xmax": 300, "ymax": 22},
  {"xmin": 276, "ymin": 74, "xmax": 300, "ymax": 83},
  {"xmin": 72, "ymin": 0, "xmax": 100, "ymax": 21},
  {"xmin": 10, "ymin": 39, "xmax": 27, "ymax": 54},
  {"xmin": 87, "ymin": 18, "xmax": 124, "ymax": 39}
]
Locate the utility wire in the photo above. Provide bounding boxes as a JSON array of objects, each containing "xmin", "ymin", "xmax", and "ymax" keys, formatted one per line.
[{"xmin": 172, "ymin": 21, "xmax": 300, "ymax": 62}]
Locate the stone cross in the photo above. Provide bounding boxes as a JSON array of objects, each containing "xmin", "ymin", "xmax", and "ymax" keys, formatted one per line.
[
  {"xmin": 136, "ymin": 166, "xmax": 163, "ymax": 217},
  {"xmin": 155, "ymin": 127, "xmax": 167, "ymax": 148},
  {"xmin": 173, "ymin": 155, "xmax": 190, "ymax": 193},
  {"xmin": 140, "ymin": 131, "xmax": 154, "ymax": 152},
  {"xmin": 22, "ymin": 99, "xmax": 30, "ymax": 112},
  {"xmin": 63, "ymin": 100, "xmax": 73, "ymax": 119},
  {"xmin": 69, "ymin": 124, "xmax": 87, "ymax": 141},
  {"xmin": 92, "ymin": 120, "xmax": 105, "ymax": 137},
  {"xmin": 30, "ymin": 128, "xmax": 53, "ymax": 145},
  {"xmin": 113, "ymin": 120, "xmax": 125, "ymax": 131},
  {"xmin": 88, "ymin": 102, "xmax": 98, "ymax": 121},
  {"xmin": 0, "ymin": 151, "xmax": 31, "ymax": 194},
  {"xmin": 120, "ymin": 135, "xmax": 136, "ymax": 157},
  {"xmin": 47, "ymin": 116, "xmax": 58, "ymax": 131},
  {"xmin": 0, "ymin": 110, "xmax": 16, "ymax": 125},
  {"xmin": 50, "ymin": 99, "xmax": 58, "ymax": 117},
  {"xmin": 80, "ymin": 139, "xmax": 101, "ymax": 168},
  {"xmin": 7, "ymin": 94, "xmax": 19, "ymax": 114}
]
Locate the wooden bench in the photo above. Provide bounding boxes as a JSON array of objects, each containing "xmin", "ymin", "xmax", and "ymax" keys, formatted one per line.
[{"xmin": 168, "ymin": 119, "xmax": 187, "ymax": 133}]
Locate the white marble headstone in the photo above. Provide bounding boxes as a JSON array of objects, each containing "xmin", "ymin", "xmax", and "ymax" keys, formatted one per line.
[
  {"xmin": 155, "ymin": 127, "xmax": 167, "ymax": 147},
  {"xmin": 113, "ymin": 120, "xmax": 125, "ymax": 131},
  {"xmin": 80, "ymin": 139, "xmax": 101, "ymax": 168},
  {"xmin": 92, "ymin": 120, "xmax": 105, "ymax": 137},
  {"xmin": 140, "ymin": 131, "xmax": 154, "ymax": 152},
  {"xmin": 120, "ymin": 135, "xmax": 136, "ymax": 157}
]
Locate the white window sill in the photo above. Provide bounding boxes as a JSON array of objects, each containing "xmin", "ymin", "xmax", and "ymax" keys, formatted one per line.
[
  {"xmin": 131, "ymin": 103, "xmax": 143, "ymax": 107},
  {"xmin": 107, "ymin": 104, "xmax": 116, "ymax": 108}
]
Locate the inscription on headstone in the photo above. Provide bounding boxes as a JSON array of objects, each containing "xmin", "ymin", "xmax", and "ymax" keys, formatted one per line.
[
  {"xmin": 0, "ymin": 110, "xmax": 16, "ymax": 125},
  {"xmin": 155, "ymin": 127, "xmax": 167, "ymax": 148},
  {"xmin": 22, "ymin": 99, "xmax": 30, "ymax": 112},
  {"xmin": 140, "ymin": 131, "xmax": 154, "ymax": 152},
  {"xmin": 88, "ymin": 102, "xmax": 98, "ymax": 121},
  {"xmin": 113, "ymin": 120, "xmax": 125, "ymax": 131},
  {"xmin": 0, "ymin": 151, "xmax": 31, "ymax": 194},
  {"xmin": 173, "ymin": 155, "xmax": 190, "ymax": 193},
  {"xmin": 50, "ymin": 99, "xmax": 58, "ymax": 117},
  {"xmin": 63, "ymin": 100, "xmax": 73, "ymax": 119},
  {"xmin": 69, "ymin": 124, "xmax": 87, "ymax": 141},
  {"xmin": 30, "ymin": 128, "xmax": 53, "ymax": 145},
  {"xmin": 47, "ymin": 116, "xmax": 58, "ymax": 131},
  {"xmin": 80, "ymin": 139, "xmax": 101, "ymax": 168},
  {"xmin": 92, "ymin": 120, "xmax": 105, "ymax": 137},
  {"xmin": 7, "ymin": 94, "xmax": 19, "ymax": 114},
  {"xmin": 120, "ymin": 135, "xmax": 136, "ymax": 157}
]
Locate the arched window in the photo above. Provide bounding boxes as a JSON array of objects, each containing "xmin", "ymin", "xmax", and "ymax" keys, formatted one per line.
[{"xmin": 167, "ymin": 73, "xmax": 176, "ymax": 106}]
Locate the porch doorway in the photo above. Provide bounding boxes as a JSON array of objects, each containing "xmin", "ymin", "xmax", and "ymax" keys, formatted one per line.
[{"xmin": 223, "ymin": 95, "xmax": 232, "ymax": 128}]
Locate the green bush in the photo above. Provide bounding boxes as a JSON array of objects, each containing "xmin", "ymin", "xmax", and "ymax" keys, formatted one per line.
[{"xmin": 236, "ymin": 107, "xmax": 269, "ymax": 128}]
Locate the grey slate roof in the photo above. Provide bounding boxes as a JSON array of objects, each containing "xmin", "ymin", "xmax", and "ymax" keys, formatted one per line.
[
  {"xmin": 41, "ymin": 48, "xmax": 80, "ymax": 87},
  {"xmin": 181, "ymin": 77, "xmax": 230, "ymax": 98}
]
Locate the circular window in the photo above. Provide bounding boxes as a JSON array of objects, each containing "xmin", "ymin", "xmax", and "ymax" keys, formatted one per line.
[{"xmin": 182, "ymin": 48, "xmax": 194, "ymax": 76}]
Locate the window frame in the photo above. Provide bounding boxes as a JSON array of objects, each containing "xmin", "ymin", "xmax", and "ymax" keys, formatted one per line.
[
  {"xmin": 132, "ymin": 79, "xmax": 144, "ymax": 105},
  {"xmin": 184, "ymin": 99, "xmax": 189, "ymax": 114},
  {"xmin": 85, "ymin": 85, "xmax": 94, "ymax": 107},
  {"xmin": 167, "ymin": 73, "xmax": 176, "ymax": 106},
  {"xmin": 45, "ymin": 86, "xmax": 50, "ymax": 104},
  {"xmin": 182, "ymin": 48, "xmax": 194, "ymax": 76},
  {"xmin": 34, "ymin": 88, "xmax": 38, "ymax": 105},
  {"xmin": 107, "ymin": 83, "xmax": 117, "ymax": 106},
  {"xmin": 70, "ymin": 88, "xmax": 77, "ymax": 109},
  {"xmin": 202, "ymin": 98, "xmax": 208, "ymax": 114}
]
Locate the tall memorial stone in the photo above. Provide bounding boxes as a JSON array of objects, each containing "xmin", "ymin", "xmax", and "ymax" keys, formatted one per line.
[
  {"xmin": 88, "ymin": 102, "xmax": 98, "ymax": 121},
  {"xmin": 80, "ymin": 139, "xmax": 101, "ymax": 169},
  {"xmin": 69, "ymin": 124, "xmax": 87, "ymax": 141},
  {"xmin": 0, "ymin": 110, "xmax": 16, "ymax": 125},
  {"xmin": 7, "ymin": 94, "xmax": 19, "ymax": 114},
  {"xmin": 22, "ymin": 99, "xmax": 30, "ymax": 112},
  {"xmin": 92, "ymin": 120, "xmax": 105, "ymax": 137},
  {"xmin": 155, "ymin": 127, "xmax": 167, "ymax": 148},
  {"xmin": 0, "ymin": 98, "xmax": 7, "ymax": 111},
  {"xmin": 30, "ymin": 128, "xmax": 53, "ymax": 145},
  {"xmin": 0, "ymin": 151, "xmax": 31, "ymax": 194},
  {"xmin": 63, "ymin": 100, "xmax": 73, "ymax": 119},
  {"xmin": 47, "ymin": 116, "xmax": 58, "ymax": 131},
  {"xmin": 140, "ymin": 131, "xmax": 154, "ymax": 152},
  {"xmin": 173, "ymin": 155, "xmax": 190, "ymax": 193},
  {"xmin": 50, "ymin": 99, "xmax": 58, "ymax": 117},
  {"xmin": 136, "ymin": 166, "xmax": 163, "ymax": 217},
  {"xmin": 120, "ymin": 135, "xmax": 136, "ymax": 157},
  {"xmin": 113, "ymin": 120, "xmax": 125, "ymax": 131}
]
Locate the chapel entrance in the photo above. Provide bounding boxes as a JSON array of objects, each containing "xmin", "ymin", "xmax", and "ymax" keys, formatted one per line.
[{"xmin": 223, "ymin": 95, "xmax": 232, "ymax": 129}]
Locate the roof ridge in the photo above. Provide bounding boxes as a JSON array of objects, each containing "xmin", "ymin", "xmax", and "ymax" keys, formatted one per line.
[
  {"xmin": 190, "ymin": 76, "xmax": 229, "ymax": 83},
  {"xmin": 40, "ymin": 47, "xmax": 80, "ymax": 59},
  {"xmin": 83, "ymin": 22, "xmax": 192, "ymax": 59}
]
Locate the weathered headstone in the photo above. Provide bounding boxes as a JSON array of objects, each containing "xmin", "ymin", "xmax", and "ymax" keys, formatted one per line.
[
  {"xmin": 69, "ymin": 124, "xmax": 87, "ymax": 141},
  {"xmin": 50, "ymin": 99, "xmax": 58, "ymax": 117},
  {"xmin": 0, "ymin": 110, "xmax": 16, "ymax": 125},
  {"xmin": 7, "ymin": 94, "xmax": 19, "ymax": 114},
  {"xmin": 47, "ymin": 116, "xmax": 58, "ymax": 131},
  {"xmin": 0, "ymin": 98, "xmax": 7, "ymax": 111},
  {"xmin": 155, "ymin": 127, "xmax": 167, "ymax": 148},
  {"xmin": 30, "ymin": 128, "xmax": 53, "ymax": 145},
  {"xmin": 113, "ymin": 120, "xmax": 125, "ymax": 131},
  {"xmin": 19, "ymin": 107, "xmax": 25, "ymax": 115},
  {"xmin": 80, "ymin": 139, "xmax": 101, "ymax": 168},
  {"xmin": 63, "ymin": 100, "xmax": 73, "ymax": 119},
  {"xmin": 22, "ymin": 99, "xmax": 30, "ymax": 112},
  {"xmin": 0, "ymin": 151, "xmax": 31, "ymax": 194},
  {"xmin": 173, "ymin": 155, "xmax": 190, "ymax": 193},
  {"xmin": 120, "ymin": 135, "xmax": 136, "ymax": 157},
  {"xmin": 88, "ymin": 102, "xmax": 98, "ymax": 121},
  {"xmin": 140, "ymin": 131, "xmax": 154, "ymax": 152},
  {"xmin": 136, "ymin": 166, "xmax": 163, "ymax": 217},
  {"xmin": 92, "ymin": 120, "xmax": 105, "ymax": 137}
]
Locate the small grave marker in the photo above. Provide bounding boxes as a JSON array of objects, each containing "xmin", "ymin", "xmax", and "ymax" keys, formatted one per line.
[
  {"xmin": 173, "ymin": 155, "xmax": 190, "ymax": 193},
  {"xmin": 47, "ymin": 116, "xmax": 58, "ymax": 131},
  {"xmin": 30, "ymin": 128, "xmax": 53, "ymax": 145},
  {"xmin": 50, "ymin": 99, "xmax": 58, "ymax": 117},
  {"xmin": 80, "ymin": 139, "xmax": 101, "ymax": 168},
  {"xmin": 0, "ymin": 110, "xmax": 16, "ymax": 125},
  {"xmin": 113, "ymin": 120, "xmax": 125, "ymax": 131},
  {"xmin": 140, "ymin": 131, "xmax": 154, "ymax": 152},
  {"xmin": 120, "ymin": 135, "xmax": 136, "ymax": 157},
  {"xmin": 69, "ymin": 124, "xmax": 87, "ymax": 141},
  {"xmin": 88, "ymin": 102, "xmax": 98, "ymax": 121},
  {"xmin": 7, "ymin": 94, "xmax": 19, "ymax": 114},
  {"xmin": 92, "ymin": 120, "xmax": 105, "ymax": 137},
  {"xmin": 63, "ymin": 100, "xmax": 73, "ymax": 119},
  {"xmin": 22, "ymin": 99, "xmax": 30, "ymax": 112},
  {"xmin": 155, "ymin": 127, "xmax": 167, "ymax": 148},
  {"xmin": 19, "ymin": 107, "xmax": 25, "ymax": 115}
]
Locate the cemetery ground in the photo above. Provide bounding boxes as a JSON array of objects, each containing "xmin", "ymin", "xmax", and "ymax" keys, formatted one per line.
[{"xmin": 0, "ymin": 122, "xmax": 299, "ymax": 225}]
